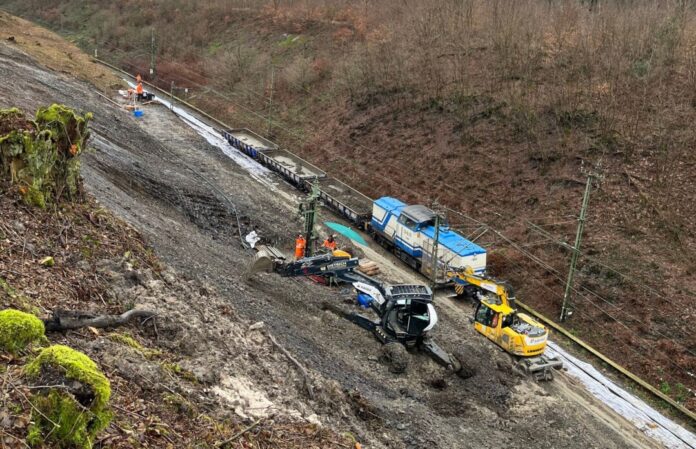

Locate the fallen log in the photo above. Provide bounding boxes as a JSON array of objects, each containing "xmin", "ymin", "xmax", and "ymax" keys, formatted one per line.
[{"xmin": 43, "ymin": 309, "xmax": 156, "ymax": 332}]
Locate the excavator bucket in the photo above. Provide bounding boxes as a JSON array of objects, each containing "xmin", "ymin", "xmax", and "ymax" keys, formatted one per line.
[{"xmin": 244, "ymin": 245, "xmax": 286, "ymax": 280}]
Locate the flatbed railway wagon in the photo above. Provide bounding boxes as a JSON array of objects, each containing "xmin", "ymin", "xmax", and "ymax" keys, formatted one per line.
[{"xmin": 222, "ymin": 129, "xmax": 372, "ymax": 226}]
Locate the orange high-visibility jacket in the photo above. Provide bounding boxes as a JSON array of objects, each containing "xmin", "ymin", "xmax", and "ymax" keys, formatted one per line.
[
  {"xmin": 136, "ymin": 83, "xmax": 144, "ymax": 95},
  {"xmin": 294, "ymin": 236, "xmax": 306, "ymax": 259},
  {"xmin": 322, "ymin": 239, "xmax": 337, "ymax": 251}
]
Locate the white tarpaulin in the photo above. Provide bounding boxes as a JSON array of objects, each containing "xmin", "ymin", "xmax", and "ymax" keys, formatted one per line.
[
  {"xmin": 546, "ymin": 341, "xmax": 696, "ymax": 449},
  {"xmin": 123, "ymin": 80, "xmax": 290, "ymax": 196},
  {"xmin": 153, "ymin": 96, "xmax": 272, "ymax": 181}
]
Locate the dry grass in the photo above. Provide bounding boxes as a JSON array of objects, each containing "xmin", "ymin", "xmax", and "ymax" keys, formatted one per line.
[{"xmin": 0, "ymin": 10, "xmax": 121, "ymax": 92}]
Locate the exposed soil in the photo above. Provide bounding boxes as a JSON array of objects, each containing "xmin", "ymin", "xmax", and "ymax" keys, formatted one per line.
[
  {"xmin": 0, "ymin": 35, "xmax": 675, "ymax": 449},
  {"xmin": 0, "ymin": 190, "xmax": 361, "ymax": 447},
  {"xmin": 305, "ymin": 91, "xmax": 696, "ymax": 409}
]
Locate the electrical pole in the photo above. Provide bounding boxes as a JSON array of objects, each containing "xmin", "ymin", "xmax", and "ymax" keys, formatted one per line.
[
  {"xmin": 430, "ymin": 202, "xmax": 444, "ymax": 287},
  {"xmin": 169, "ymin": 81, "xmax": 175, "ymax": 110},
  {"xmin": 267, "ymin": 65, "xmax": 275, "ymax": 137},
  {"xmin": 150, "ymin": 28, "xmax": 157, "ymax": 80},
  {"xmin": 560, "ymin": 173, "xmax": 595, "ymax": 322},
  {"xmin": 299, "ymin": 179, "xmax": 320, "ymax": 257}
]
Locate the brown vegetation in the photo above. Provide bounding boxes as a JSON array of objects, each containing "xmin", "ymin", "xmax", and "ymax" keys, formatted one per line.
[{"xmin": 1, "ymin": 0, "xmax": 694, "ymax": 410}]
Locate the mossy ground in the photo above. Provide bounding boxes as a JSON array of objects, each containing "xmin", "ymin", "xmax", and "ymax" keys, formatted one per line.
[
  {"xmin": 0, "ymin": 308, "xmax": 45, "ymax": 354},
  {"xmin": 108, "ymin": 332, "xmax": 161, "ymax": 358},
  {"xmin": 0, "ymin": 278, "xmax": 41, "ymax": 315},
  {"xmin": 25, "ymin": 345, "xmax": 112, "ymax": 449},
  {"xmin": 26, "ymin": 390, "xmax": 113, "ymax": 449}
]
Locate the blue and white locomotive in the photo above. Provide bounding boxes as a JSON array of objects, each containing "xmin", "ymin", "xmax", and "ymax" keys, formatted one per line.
[{"xmin": 369, "ymin": 197, "xmax": 486, "ymax": 278}]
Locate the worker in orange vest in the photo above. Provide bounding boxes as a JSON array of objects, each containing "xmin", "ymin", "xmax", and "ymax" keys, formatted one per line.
[
  {"xmin": 136, "ymin": 82, "xmax": 144, "ymax": 100},
  {"xmin": 322, "ymin": 234, "xmax": 337, "ymax": 251},
  {"xmin": 294, "ymin": 234, "xmax": 306, "ymax": 260}
]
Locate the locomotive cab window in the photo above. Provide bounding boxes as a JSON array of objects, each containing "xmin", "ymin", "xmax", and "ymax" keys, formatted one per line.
[{"xmin": 398, "ymin": 215, "xmax": 418, "ymax": 230}]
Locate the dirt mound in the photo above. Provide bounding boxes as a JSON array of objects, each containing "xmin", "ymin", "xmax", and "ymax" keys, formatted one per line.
[
  {"xmin": 0, "ymin": 178, "xmax": 354, "ymax": 447},
  {"xmin": 381, "ymin": 341, "xmax": 410, "ymax": 374}
]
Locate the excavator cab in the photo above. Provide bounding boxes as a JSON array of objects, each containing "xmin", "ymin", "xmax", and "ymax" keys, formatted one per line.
[
  {"xmin": 384, "ymin": 297, "xmax": 436, "ymax": 342},
  {"xmin": 474, "ymin": 299, "xmax": 546, "ymax": 355},
  {"xmin": 473, "ymin": 301, "xmax": 505, "ymax": 346}
]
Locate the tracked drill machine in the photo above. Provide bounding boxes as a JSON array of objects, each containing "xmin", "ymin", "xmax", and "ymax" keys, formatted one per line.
[{"xmin": 246, "ymin": 247, "xmax": 462, "ymax": 372}]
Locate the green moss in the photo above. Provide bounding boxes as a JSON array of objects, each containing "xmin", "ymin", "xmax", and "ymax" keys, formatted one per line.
[
  {"xmin": 27, "ymin": 390, "xmax": 112, "ymax": 449},
  {"xmin": 26, "ymin": 423, "xmax": 42, "ymax": 446},
  {"xmin": 162, "ymin": 393, "xmax": 196, "ymax": 417},
  {"xmin": 108, "ymin": 333, "xmax": 144, "ymax": 351},
  {"xmin": 162, "ymin": 362, "xmax": 197, "ymax": 383},
  {"xmin": 108, "ymin": 332, "xmax": 161, "ymax": 358},
  {"xmin": 0, "ymin": 309, "xmax": 45, "ymax": 354},
  {"xmin": 9, "ymin": 401, "xmax": 23, "ymax": 414},
  {"xmin": 25, "ymin": 345, "xmax": 111, "ymax": 449},
  {"xmin": 0, "ymin": 104, "xmax": 92, "ymax": 207}
]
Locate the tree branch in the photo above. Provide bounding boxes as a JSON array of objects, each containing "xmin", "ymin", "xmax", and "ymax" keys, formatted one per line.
[
  {"xmin": 266, "ymin": 332, "xmax": 314, "ymax": 400},
  {"xmin": 43, "ymin": 309, "xmax": 157, "ymax": 332}
]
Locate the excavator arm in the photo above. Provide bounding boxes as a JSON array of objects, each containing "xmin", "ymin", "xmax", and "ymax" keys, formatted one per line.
[
  {"xmin": 447, "ymin": 266, "xmax": 514, "ymax": 309},
  {"xmin": 447, "ymin": 266, "xmax": 563, "ymax": 380},
  {"xmin": 247, "ymin": 245, "xmax": 383, "ymax": 288}
]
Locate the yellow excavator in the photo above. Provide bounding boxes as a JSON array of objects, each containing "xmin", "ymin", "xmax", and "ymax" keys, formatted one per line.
[{"xmin": 448, "ymin": 267, "xmax": 562, "ymax": 380}]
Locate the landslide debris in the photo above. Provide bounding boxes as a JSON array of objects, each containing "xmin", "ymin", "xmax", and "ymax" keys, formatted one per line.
[
  {"xmin": 0, "ymin": 187, "xmax": 356, "ymax": 447},
  {"xmin": 0, "ymin": 108, "xmax": 354, "ymax": 447}
]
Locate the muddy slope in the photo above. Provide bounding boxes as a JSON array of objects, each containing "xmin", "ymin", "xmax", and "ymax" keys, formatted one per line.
[{"xmin": 0, "ymin": 41, "xmax": 662, "ymax": 449}]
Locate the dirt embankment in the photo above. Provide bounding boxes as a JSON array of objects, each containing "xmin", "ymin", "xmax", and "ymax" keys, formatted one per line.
[
  {"xmin": 0, "ymin": 19, "xmax": 678, "ymax": 449},
  {"xmin": 0, "ymin": 193, "xmax": 353, "ymax": 447}
]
